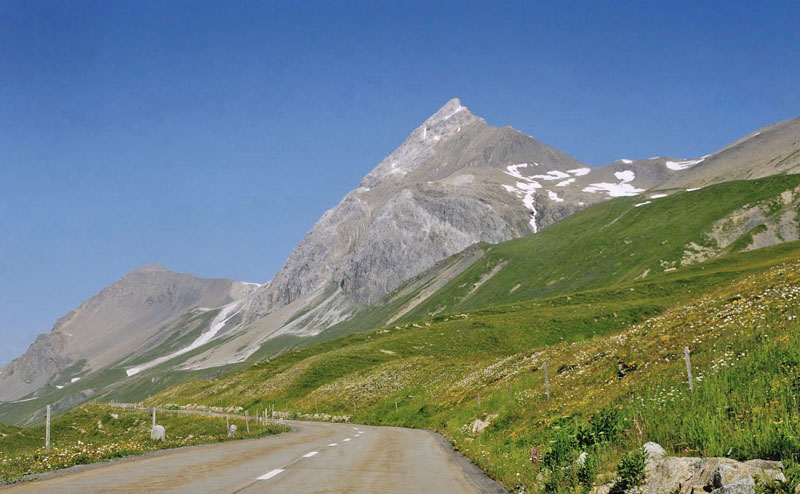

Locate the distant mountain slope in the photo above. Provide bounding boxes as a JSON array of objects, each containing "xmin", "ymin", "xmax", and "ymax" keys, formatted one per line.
[
  {"xmin": 0, "ymin": 266, "xmax": 252, "ymax": 402},
  {"xmin": 655, "ymin": 116, "xmax": 800, "ymax": 190}
]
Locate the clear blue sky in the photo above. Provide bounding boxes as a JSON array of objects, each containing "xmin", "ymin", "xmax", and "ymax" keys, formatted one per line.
[{"xmin": 1, "ymin": 0, "xmax": 798, "ymax": 365}]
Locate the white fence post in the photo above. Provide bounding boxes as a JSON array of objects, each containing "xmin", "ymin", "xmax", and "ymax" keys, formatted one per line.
[
  {"xmin": 685, "ymin": 347, "xmax": 694, "ymax": 393},
  {"xmin": 544, "ymin": 362, "xmax": 550, "ymax": 399},
  {"xmin": 45, "ymin": 405, "xmax": 51, "ymax": 450},
  {"xmin": 245, "ymin": 411, "xmax": 250, "ymax": 433},
  {"xmin": 152, "ymin": 407, "xmax": 156, "ymax": 428}
]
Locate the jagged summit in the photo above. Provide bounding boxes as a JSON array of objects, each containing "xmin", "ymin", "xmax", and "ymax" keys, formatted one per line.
[
  {"xmin": 359, "ymin": 98, "xmax": 485, "ymax": 188},
  {"xmin": 423, "ymin": 98, "xmax": 469, "ymax": 124}
]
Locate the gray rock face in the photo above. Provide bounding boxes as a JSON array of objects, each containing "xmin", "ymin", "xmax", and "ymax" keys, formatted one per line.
[{"xmin": 242, "ymin": 98, "xmax": 591, "ymax": 322}]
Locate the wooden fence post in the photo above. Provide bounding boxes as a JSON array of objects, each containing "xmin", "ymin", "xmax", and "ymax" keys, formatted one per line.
[
  {"xmin": 685, "ymin": 347, "xmax": 694, "ymax": 393},
  {"xmin": 152, "ymin": 407, "xmax": 156, "ymax": 428},
  {"xmin": 245, "ymin": 411, "xmax": 250, "ymax": 433}
]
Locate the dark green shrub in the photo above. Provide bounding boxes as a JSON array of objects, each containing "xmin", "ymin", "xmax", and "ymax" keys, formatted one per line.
[
  {"xmin": 610, "ymin": 448, "xmax": 647, "ymax": 494},
  {"xmin": 577, "ymin": 453, "xmax": 598, "ymax": 492}
]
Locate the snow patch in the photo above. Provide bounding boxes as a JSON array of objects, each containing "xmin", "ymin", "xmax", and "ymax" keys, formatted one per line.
[
  {"xmin": 665, "ymin": 157, "xmax": 706, "ymax": 170},
  {"xmin": 687, "ymin": 187, "xmax": 702, "ymax": 192},
  {"xmin": 634, "ymin": 201, "xmax": 652, "ymax": 207},
  {"xmin": 582, "ymin": 169, "xmax": 643, "ymax": 197},
  {"xmin": 516, "ymin": 180, "xmax": 541, "ymax": 191},
  {"xmin": 126, "ymin": 301, "xmax": 242, "ymax": 377},
  {"xmin": 503, "ymin": 164, "xmax": 543, "ymax": 232},
  {"xmin": 650, "ymin": 193, "xmax": 668, "ymax": 199},
  {"xmin": 567, "ymin": 168, "xmax": 591, "ymax": 176},
  {"xmin": 56, "ymin": 385, "xmax": 63, "ymax": 389},
  {"xmin": 614, "ymin": 170, "xmax": 635, "ymax": 182},
  {"xmin": 70, "ymin": 377, "xmax": 81, "ymax": 383},
  {"xmin": 531, "ymin": 170, "xmax": 571, "ymax": 181},
  {"xmin": 620, "ymin": 159, "xmax": 633, "ymax": 164},
  {"xmin": 556, "ymin": 178, "xmax": 576, "ymax": 187},
  {"xmin": 583, "ymin": 183, "xmax": 644, "ymax": 197},
  {"xmin": 442, "ymin": 105, "xmax": 465, "ymax": 120},
  {"xmin": 547, "ymin": 190, "xmax": 564, "ymax": 202}
]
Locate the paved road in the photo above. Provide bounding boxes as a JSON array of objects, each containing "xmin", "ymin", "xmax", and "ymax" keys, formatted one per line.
[{"xmin": 3, "ymin": 421, "xmax": 506, "ymax": 493}]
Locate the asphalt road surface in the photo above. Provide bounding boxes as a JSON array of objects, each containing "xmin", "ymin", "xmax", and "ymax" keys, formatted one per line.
[{"xmin": 3, "ymin": 421, "xmax": 506, "ymax": 493}]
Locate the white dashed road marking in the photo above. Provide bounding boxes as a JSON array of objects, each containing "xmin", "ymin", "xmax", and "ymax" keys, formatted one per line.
[
  {"xmin": 343, "ymin": 438, "xmax": 351, "ymax": 442},
  {"xmin": 303, "ymin": 451, "xmax": 319, "ymax": 458},
  {"xmin": 328, "ymin": 443, "xmax": 338, "ymax": 447},
  {"xmin": 257, "ymin": 469, "xmax": 284, "ymax": 480}
]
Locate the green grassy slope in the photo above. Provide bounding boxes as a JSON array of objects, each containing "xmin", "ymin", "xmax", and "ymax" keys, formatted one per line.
[
  {"xmin": 145, "ymin": 241, "xmax": 800, "ymax": 492},
  {"xmin": 396, "ymin": 174, "xmax": 800, "ymax": 321}
]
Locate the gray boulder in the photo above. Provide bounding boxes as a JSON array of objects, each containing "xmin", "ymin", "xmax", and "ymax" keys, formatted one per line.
[
  {"xmin": 710, "ymin": 477, "xmax": 755, "ymax": 494},
  {"xmin": 643, "ymin": 442, "xmax": 667, "ymax": 463},
  {"xmin": 150, "ymin": 425, "xmax": 165, "ymax": 441},
  {"xmin": 641, "ymin": 455, "xmax": 784, "ymax": 494}
]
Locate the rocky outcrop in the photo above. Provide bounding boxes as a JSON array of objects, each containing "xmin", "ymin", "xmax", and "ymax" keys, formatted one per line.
[{"xmin": 595, "ymin": 443, "xmax": 785, "ymax": 494}]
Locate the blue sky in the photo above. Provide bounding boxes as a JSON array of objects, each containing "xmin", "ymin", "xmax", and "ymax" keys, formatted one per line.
[{"xmin": 1, "ymin": 0, "xmax": 798, "ymax": 365}]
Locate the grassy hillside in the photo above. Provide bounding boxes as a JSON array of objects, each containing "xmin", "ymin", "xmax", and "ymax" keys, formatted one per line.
[
  {"xmin": 0, "ymin": 403, "xmax": 287, "ymax": 484},
  {"xmin": 145, "ymin": 241, "xmax": 800, "ymax": 492},
  {"xmin": 396, "ymin": 174, "xmax": 800, "ymax": 320}
]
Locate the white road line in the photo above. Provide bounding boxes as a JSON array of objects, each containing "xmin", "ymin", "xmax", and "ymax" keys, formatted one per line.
[
  {"xmin": 328, "ymin": 443, "xmax": 338, "ymax": 447},
  {"xmin": 343, "ymin": 438, "xmax": 351, "ymax": 442},
  {"xmin": 352, "ymin": 427, "xmax": 358, "ymax": 430},
  {"xmin": 257, "ymin": 469, "xmax": 284, "ymax": 480},
  {"xmin": 303, "ymin": 451, "xmax": 319, "ymax": 458}
]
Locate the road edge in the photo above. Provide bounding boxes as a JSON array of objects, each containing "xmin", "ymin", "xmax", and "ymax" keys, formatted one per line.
[{"xmin": 429, "ymin": 429, "xmax": 509, "ymax": 493}]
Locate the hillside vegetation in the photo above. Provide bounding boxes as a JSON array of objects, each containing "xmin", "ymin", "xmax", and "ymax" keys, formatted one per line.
[
  {"xmin": 147, "ymin": 239, "xmax": 800, "ymax": 492},
  {"xmin": 0, "ymin": 403, "xmax": 286, "ymax": 484}
]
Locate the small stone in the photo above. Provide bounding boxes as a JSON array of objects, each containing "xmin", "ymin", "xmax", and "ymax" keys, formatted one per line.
[
  {"xmin": 151, "ymin": 425, "xmax": 166, "ymax": 441},
  {"xmin": 228, "ymin": 424, "xmax": 237, "ymax": 437}
]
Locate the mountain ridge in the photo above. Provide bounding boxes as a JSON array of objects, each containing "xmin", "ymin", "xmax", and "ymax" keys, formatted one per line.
[{"xmin": 2, "ymin": 100, "xmax": 798, "ymax": 411}]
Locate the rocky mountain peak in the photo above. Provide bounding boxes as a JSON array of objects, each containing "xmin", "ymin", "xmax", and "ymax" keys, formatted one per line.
[
  {"xmin": 133, "ymin": 264, "xmax": 169, "ymax": 273},
  {"xmin": 359, "ymin": 98, "xmax": 484, "ymax": 188}
]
